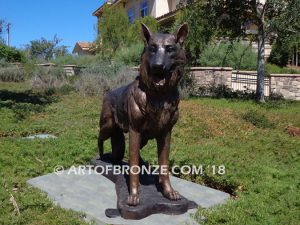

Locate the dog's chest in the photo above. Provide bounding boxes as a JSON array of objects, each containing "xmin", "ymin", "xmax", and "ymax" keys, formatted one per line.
[{"xmin": 142, "ymin": 100, "xmax": 178, "ymax": 131}]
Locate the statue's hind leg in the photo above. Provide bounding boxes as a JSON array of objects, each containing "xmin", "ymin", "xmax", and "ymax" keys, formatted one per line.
[
  {"xmin": 98, "ymin": 95, "xmax": 114, "ymax": 159},
  {"xmin": 111, "ymin": 128, "xmax": 125, "ymax": 164}
]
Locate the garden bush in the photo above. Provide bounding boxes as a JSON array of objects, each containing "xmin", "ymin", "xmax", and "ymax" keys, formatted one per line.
[
  {"xmin": 0, "ymin": 59, "xmax": 9, "ymax": 67},
  {"xmin": 126, "ymin": 16, "xmax": 159, "ymax": 45},
  {"xmin": 0, "ymin": 66, "xmax": 26, "ymax": 82},
  {"xmin": 30, "ymin": 66, "xmax": 70, "ymax": 93},
  {"xmin": 179, "ymin": 69, "xmax": 196, "ymax": 99},
  {"xmin": 114, "ymin": 43, "xmax": 144, "ymax": 66},
  {"xmin": 75, "ymin": 66, "xmax": 137, "ymax": 96},
  {"xmin": 199, "ymin": 42, "xmax": 257, "ymax": 70},
  {"xmin": 0, "ymin": 44, "xmax": 25, "ymax": 62},
  {"xmin": 193, "ymin": 84, "xmax": 256, "ymax": 99},
  {"xmin": 52, "ymin": 54, "xmax": 106, "ymax": 67}
]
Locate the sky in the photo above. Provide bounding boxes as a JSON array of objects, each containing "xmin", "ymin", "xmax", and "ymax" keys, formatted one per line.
[{"xmin": 0, "ymin": 0, "xmax": 106, "ymax": 52}]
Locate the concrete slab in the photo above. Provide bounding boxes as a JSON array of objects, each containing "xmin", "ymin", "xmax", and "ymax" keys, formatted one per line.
[{"xmin": 27, "ymin": 167, "xmax": 230, "ymax": 225}]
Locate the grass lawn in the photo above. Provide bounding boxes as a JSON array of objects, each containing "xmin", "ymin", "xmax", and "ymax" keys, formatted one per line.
[{"xmin": 0, "ymin": 81, "xmax": 299, "ymax": 225}]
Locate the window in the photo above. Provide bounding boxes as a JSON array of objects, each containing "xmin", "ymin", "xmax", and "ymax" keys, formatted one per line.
[
  {"xmin": 128, "ymin": 8, "xmax": 134, "ymax": 24},
  {"xmin": 140, "ymin": 1, "xmax": 148, "ymax": 18}
]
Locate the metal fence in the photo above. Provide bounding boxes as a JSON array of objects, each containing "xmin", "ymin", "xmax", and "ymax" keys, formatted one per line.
[{"xmin": 231, "ymin": 71, "xmax": 270, "ymax": 96}]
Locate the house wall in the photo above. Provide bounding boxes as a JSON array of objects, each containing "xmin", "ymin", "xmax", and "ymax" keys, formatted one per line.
[
  {"xmin": 123, "ymin": 0, "xmax": 177, "ymax": 19},
  {"xmin": 123, "ymin": 0, "xmax": 156, "ymax": 19},
  {"xmin": 154, "ymin": 0, "xmax": 170, "ymax": 18}
]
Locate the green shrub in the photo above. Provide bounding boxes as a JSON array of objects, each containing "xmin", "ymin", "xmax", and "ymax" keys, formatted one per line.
[
  {"xmin": 199, "ymin": 42, "xmax": 257, "ymax": 70},
  {"xmin": 97, "ymin": 5, "xmax": 129, "ymax": 53},
  {"xmin": 193, "ymin": 84, "xmax": 256, "ymax": 99},
  {"xmin": 114, "ymin": 43, "xmax": 144, "ymax": 66},
  {"xmin": 0, "ymin": 44, "xmax": 25, "ymax": 62},
  {"xmin": 126, "ymin": 16, "xmax": 159, "ymax": 45},
  {"xmin": 80, "ymin": 61, "xmax": 126, "ymax": 77},
  {"xmin": 0, "ymin": 59, "xmax": 9, "ymax": 67},
  {"xmin": 75, "ymin": 66, "xmax": 137, "ymax": 96},
  {"xmin": 268, "ymin": 36, "xmax": 293, "ymax": 67},
  {"xmin": 52, "ymin": 54, "xmax": 77, "ymax": 65},
  {"xmin": 171, "ymin": 1, "xmax": 216, "ymax": 64},
  {"xmin": 242, "ymin": 109, "xmax": 274, "ymax": 128},
  {"xmin": 179, "ymin": 69, "xmax": 196, "ymax": 99},
  {"xmin": 23, "ymin": 61, "xmax": 38, "ymax": 77},
  {"xmin": 0, "ymin": 66, "xmax": 26, "ymax": 82},
  {"xmin": 52, "ymin": 54, "xmax": 106, "ymax": 66}
]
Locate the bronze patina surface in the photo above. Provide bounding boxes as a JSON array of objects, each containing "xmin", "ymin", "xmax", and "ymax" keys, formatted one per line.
[
  {"xmin": 90, "ymin": 155, "xmax": 197, "ymax": 220},
  {"xmin": 98, "ymin": 23, "xmax": 189, "ymax": 207}
]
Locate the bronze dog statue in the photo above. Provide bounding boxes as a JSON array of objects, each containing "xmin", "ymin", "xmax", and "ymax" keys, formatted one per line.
[{"xmin": 98, "ymin": 23, "xmax": 188, "ymax": 206}]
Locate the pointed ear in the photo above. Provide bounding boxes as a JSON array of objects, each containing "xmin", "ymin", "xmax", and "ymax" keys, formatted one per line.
[
  {"xmin": 175, "ymin": 23, "xmax": 189, "ymax": 45},
  {"xmin": 141, "ymin": 23, "xmax": 152, "ymax": 45}
]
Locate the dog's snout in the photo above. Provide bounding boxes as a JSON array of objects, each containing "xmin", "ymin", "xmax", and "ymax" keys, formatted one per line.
[{"xmin": 152, "ymin": 63, "xmax": 165, "ymax": 71}]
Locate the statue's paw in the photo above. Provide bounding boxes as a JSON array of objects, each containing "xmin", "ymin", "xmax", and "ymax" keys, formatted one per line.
[
  {"xmin": 164, "ymin": 189, "xmax": 181, "ymax": 201},
  {"xmin": 127, "ymin": 193, "xmax": 140, "ymax": 206}
]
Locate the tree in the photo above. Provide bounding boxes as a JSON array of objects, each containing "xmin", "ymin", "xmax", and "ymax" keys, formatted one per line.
[
  {"xmin": 172, "ymin": 1, "xmax": 217, "ymax": 65},
  {"xmin": 0, "ymin": 44, "xmax": 25, "ymax": 62},
  {"xmin": 97, "ymin": 5, "xmax": 129, "ymax": 54},
  {"xmin": 268, "ymin": 33, "xmax": 300, "ymax": 67},
  {"xmin": 208, "ymin": 0, "xmax": 300, "ymax": 102},
  {"xmin": 25, "ymin": 35, "xmax": 68, "ymax": 61},
  {"xmin": 126, "ymin": 16, "xmax": 159, "ymax": 46}
]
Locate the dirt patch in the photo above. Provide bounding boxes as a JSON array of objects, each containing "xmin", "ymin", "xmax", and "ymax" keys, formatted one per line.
[{"xmin": 286, "ymin": 126, "xmax": 300, "ymax": 138}]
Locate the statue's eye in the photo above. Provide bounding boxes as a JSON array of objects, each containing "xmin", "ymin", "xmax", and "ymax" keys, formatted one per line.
[
  {"xmin": 166, "ymin": 45, "xmax": 176, "ymax": 53},
  {"xmin": 148, "ymin": 45, "xmax": 157, "ymax": 53}
]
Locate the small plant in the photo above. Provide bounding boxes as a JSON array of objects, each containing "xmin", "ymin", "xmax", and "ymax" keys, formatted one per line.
[{"xmin": 242, "ymin": 109, "xmax": 274, "ymax": 128}]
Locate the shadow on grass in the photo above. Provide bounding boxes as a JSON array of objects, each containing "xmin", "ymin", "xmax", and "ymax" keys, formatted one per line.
[
  {"xmin": 0, "ymin": 89, "xmax": 59, "ymax": 121},
  {"xmin": 0, "ymin": 89, "xmax": 58, "ymax": 106}
]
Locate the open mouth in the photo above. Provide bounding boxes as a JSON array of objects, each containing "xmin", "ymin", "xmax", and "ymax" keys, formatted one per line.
[{"xmin": 152, "ymin": 73, "xmax": 166, "ymax": 86}]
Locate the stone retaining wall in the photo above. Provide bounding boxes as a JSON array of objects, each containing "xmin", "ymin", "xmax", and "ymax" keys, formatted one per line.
[
  {"xmin": 188, "ymin": 67, "xmax": 300, "ymax": 100},
  {"xmin": 10, "ymin": 63, "xmax": 85, "ymax": 76},
  {"xmin": 270, "ymin": 74, "xmax": 300, "ymax": 100},
  {"xmin": 190, "ymin": 67, "xmax": 232, "ymax": 87}
]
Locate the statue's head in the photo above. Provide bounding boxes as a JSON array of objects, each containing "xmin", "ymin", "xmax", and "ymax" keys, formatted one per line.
[{"xmin": 139, "ymin": 23, "xmax": 188, "ymax": 92}]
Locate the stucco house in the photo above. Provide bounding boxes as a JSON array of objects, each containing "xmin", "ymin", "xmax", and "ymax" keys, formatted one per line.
[
  {"xmin": 92, "ymin": 0, "xmax": 190, "ymax": 29},
  {"xmin": 72, "ymin": 42, "xmax": 93, "ymax": 55}
]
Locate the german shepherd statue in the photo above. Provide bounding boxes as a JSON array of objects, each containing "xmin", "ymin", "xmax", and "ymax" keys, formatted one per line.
[{"xmin": 98, "ymin": 23, "xmax": 188, "ymax": 206}]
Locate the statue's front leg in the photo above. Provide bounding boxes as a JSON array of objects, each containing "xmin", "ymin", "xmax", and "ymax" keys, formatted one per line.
[
  {"xmin": 156, "ymin": 131, "xmax": 181, "ymax": 200},
  {"xmin": 127, "ymin": 128, "xmax": 141, "ymax": 206}
]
